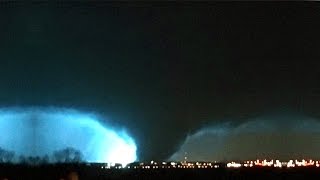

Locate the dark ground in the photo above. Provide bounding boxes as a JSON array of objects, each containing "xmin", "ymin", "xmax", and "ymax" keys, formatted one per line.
[{"xmin": 0, "ymin": 164, "xmax": 320, "ymax": 180}]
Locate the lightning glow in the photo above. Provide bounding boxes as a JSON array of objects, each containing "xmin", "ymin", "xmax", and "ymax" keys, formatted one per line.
[{"xmin": 0, "ymin": 107, "xmax": 137, "ymax": 166}]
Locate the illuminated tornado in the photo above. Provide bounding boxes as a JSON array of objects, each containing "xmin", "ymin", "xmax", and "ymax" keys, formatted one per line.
[{"xmin": 0, "ymin": 107, "xmax": 137, "ymax": 165}]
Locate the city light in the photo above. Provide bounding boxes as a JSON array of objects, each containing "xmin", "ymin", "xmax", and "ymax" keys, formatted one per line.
[
  {"xmin": 115, "ymin": 159, "xmax": 320, "ymax": 170},
  {"xmin": 227, "ymin": 162, "xmax": 242, "ymax": 168}
]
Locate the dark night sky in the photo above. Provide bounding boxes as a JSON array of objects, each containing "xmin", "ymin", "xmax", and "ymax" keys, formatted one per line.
[{"xmin": 1, "ymin": 2, "xmax": 320, "ymax": 160}]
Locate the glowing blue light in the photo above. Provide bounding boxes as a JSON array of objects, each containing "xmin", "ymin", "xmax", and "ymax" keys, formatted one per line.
[{"xmin": 0, "ymin": 107, "xmax": 137, "ymax": 166}]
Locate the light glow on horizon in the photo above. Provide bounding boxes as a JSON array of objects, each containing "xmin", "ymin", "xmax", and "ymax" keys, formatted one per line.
[{"xmin": 0, "ymin": 107, "xmax": 137, "ymax": 166}]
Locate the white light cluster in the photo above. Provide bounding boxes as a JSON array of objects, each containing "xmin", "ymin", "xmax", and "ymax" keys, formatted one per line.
[
  {"xmin": 295, "ymin": 159, "xmax": 314, "ymax": 167},
  {"xmin": 227, "ymin": 162, "xmax": 242, "ymax": 168},
  {"xmin": 241, "ymin": 159, "xmax": 318, "ymax": 168},
  {"xmin": 274, "ymin": 160, "xmax": 282, "ymax": 168},
  {"xmin": 243, "ymin": 161, "xmax": 254, "ymax": 167},
  {"xmin": 287, "ymin": 160, "xmax": 295, "ymax": 168},
  {"xmin": 253, "ymin": 159, "xmax": 274, "ymax": 167}
]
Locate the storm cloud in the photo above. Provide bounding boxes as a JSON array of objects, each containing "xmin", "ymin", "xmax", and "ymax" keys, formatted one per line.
[{"xmin": 170, "ymin": 113, "xmax": 320, "ymax": 161}]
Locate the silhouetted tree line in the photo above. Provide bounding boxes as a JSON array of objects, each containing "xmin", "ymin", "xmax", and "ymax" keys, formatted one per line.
[
  {"xmin": 53, "ymin": 147, "xmax": 83, "ymax": 163},
  {"xmin": 0, "ymin": 146, "xmax": 83, "ymax": 165},
  {"xmin": 18, "ymin": 155, "xmax": 49, "ymax": 165},
  {"xmin": 0, "ymin": 147, "xmax": 14, "ymax": 163}
]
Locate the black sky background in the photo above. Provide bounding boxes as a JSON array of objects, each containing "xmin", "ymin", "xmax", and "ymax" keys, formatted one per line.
[{"xmin": 1, "ymin": 2, "xmax": 320, "ymax": 160}]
